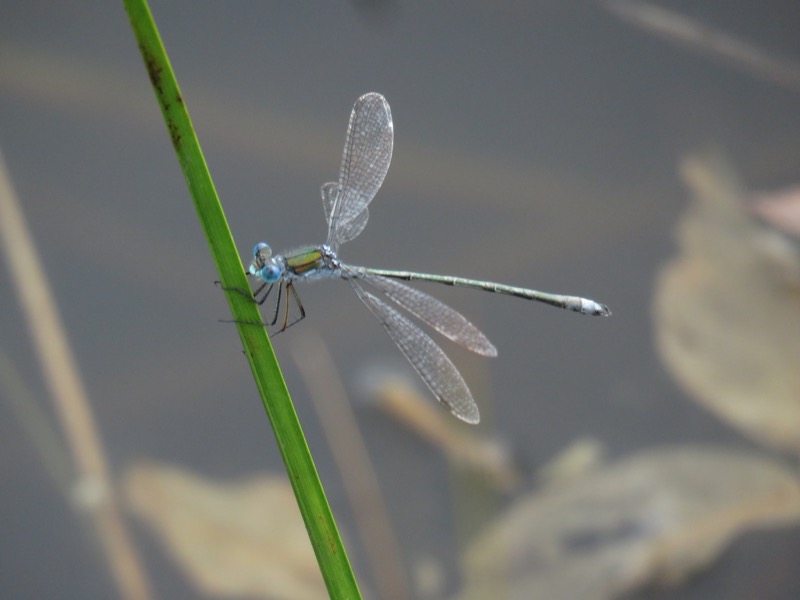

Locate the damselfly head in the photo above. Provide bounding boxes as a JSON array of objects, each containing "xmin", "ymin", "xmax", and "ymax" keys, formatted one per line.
[{"xmin": 249, "ymin": 242, "xmax": 282, "ymax": 282}]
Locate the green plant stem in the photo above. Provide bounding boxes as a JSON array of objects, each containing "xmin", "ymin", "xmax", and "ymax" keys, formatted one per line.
[{"xmin": 121, "ymin": 2, "xmax": 361, "ymax": 597}]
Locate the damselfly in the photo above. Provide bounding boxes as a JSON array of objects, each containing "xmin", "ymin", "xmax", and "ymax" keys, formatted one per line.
[{"xmin": 247, "ymin": 93, "xmax": 610, "ymax": 424}]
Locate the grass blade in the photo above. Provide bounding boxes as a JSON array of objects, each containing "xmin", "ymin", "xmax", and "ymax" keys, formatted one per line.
[{"xmin": 122, "ymin": 2, "xmax": 362, "ymax": 597}]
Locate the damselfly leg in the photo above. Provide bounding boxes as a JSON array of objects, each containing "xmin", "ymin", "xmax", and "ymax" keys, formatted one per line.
[{"xmin": 253, "ymin": 279, "xmax": 306, "ymax": 334}]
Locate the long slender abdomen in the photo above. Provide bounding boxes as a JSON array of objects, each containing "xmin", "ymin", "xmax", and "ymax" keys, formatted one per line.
[{"xmin": 360, "ymin": 267, "xmax": 611, "ymax": 316}]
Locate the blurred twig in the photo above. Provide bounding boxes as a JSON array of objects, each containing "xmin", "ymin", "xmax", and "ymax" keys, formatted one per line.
[
  {"xmin": 0, "ymin": 347, "xmax": 74, "ymax": 499},
  {"xmin": 361, "ymin": 369, "xmax": 522, "ymax": 493},
  {"xmin": 0, "ymin": 148, "xmax": 153, "ymax": 599},
  {"xmin": 601, "ymin": 0, "xmax": 800, "ymax": 94},
  {"xmin": 290, "ymin": 331, "xmax": 413, "ymax": 600}
]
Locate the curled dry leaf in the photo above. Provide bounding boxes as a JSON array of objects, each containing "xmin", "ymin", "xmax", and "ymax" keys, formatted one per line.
[
  {"xmin": 653, "ymin": 150, "xmax": 800, "ymax": 453},
  {"xmin": 123, "ymin": 462, "xmax": 326, "ymax": 600},
  {"xmin": 459, "ymin": 446, "xmax": 800, "ymax": 600}
]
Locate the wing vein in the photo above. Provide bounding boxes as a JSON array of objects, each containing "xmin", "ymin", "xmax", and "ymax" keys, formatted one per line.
[
  {"xmin": 350, "ymin": 281, "xmax": 480, "ymax": 424},
  {"xmin": 326, "ymin": 93, "xmax": 393, "ymax": 251},
  {"xmin": 363, "ymin": 275, "xmax": 497, "ymax": 357}
]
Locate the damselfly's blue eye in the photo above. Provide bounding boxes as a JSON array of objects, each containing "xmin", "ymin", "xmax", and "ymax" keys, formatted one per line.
[{"xmin": 260, "ymin": 264, "xmax": 282, "ymax": 283}]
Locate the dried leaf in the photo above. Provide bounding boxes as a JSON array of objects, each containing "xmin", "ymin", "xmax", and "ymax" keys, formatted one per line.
[
  {"xmin": 460, "ymin": 446, "xmax": 800, "ymax": 600},
  {"xmin": 654, "ymin": 151, "xmax": 800, "ymax": 453},
  {"xmin": 123, "ymin": 462, "xmax": 326, "ymax": 600}
]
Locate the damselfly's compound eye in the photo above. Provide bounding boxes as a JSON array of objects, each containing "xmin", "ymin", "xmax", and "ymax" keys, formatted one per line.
[
  {"xmin": 252, "ymin": 242, "xmax": 272, "ymax": 262},
  {"xmin": 260, "ymin": 264, "xmax": 282, "ymax": 283},
  {"xmin": 250, "ymin": 243, "xmax": 273, "ymax": 276}
]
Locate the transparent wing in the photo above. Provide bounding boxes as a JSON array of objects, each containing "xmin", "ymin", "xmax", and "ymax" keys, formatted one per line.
[
  {"xmin": 350, "ymin": 280, "xmax": 480, "ymax": 424},
  {"xmin": 364, "ymin": 274, "xmax": 497, "ymax": 357},
  {"xmin": 326, "ymin": 93, "xmax": 393, "ymax": 251},
  {"xmin": 321, "ymin": 181, "xmax": 338, "ymax": 224},
  {"xmin": 323, "ymin": 180, "xmax": 371, "ymax": 244}
]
